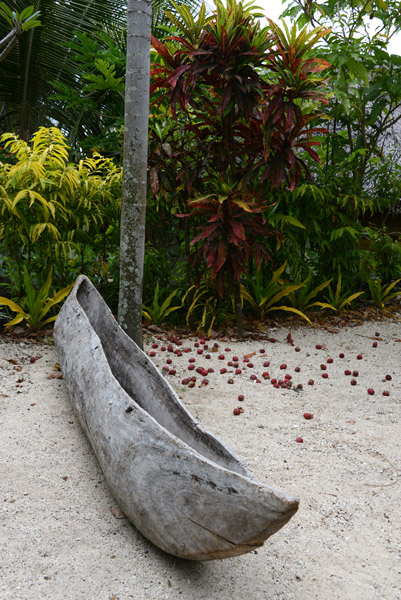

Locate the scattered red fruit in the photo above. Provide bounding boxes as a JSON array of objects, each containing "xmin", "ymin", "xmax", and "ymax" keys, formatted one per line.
[
  {"xmin": 218, "ymin": 354, "xmax": 225, "ymax": 360},
  {"xmin": 259, "ymin": 349, "xmax": 265, "ymax": 354},
  {"xmin": 295, "ymin": 366, "xmax": 301, "ymax": 373},
  {"xmin": 233, "ymin": 362, "xmax": 239, "ymax": 368},
  {"xmin": 162, "ymin": 366, "xmax": 169, "ymax": 371},
  {"xmin": 201, "ymin": 378, "xmax": 209, "ymax": 386},
  {"xmin": 182, "ymin": 378, "xmax": 189, "ymax": 385},
  {"xmin": 344, "ymin": 369, "xmax": 351, "ymax": 375},
  {"xmin": 168, "ymin": 369, "xmax": 176, "ymax": 375},
  {"xmin": 188, "ymin": 381, "xmax": 195, "ymax": 388},
  {"xmin": 238, "ymin": 394, "xmax": 244, "ymax": 401},
  {"xmin": 339, "ymin": 352, "xmax": 345, "ymax": 358},
  {"xmin": 220, "ymin": 368, "xmax": 227, "ymax": 374},
  {"xmin": 188, "ymin": 365, "xmax": 195, "ymax": 371},
  {"xmin": 247, "ymin": 362, "xmax": 254, "ymax": 368},
  {"xmin": 385, "ymin": 374, "xmax": 392, "ymax": 381},
  {"xmin": 383, "ymin": 390, "xmax": 390, "ymax": 397},
  {"xmin": 296, "ymin": 384, "xmax": 303, "ymax": 390},
  {"xmin": 375, "ymin": 331, "xmax": 380, "ymax": 337},
  {"xmin": 233, "ymin": 407, "xmax": 241, "ymax": 416},
  {"xmin": 357, "ymin": 354, "xmax": 363, "ymax": 360},
  {"xmin": 227, "ymin": 361, "xmax": 233, "ymax": 366},
  {"xmin": 194, "ymin": 342, "xmax": 199, "ymax": 347},
  {"xmin": 270, "ymin": 337, "xmax": 276, "ymax": 343},
  {"xmin": 149, "ymin": 351, "xmax": 156, "ymax": 357},
  {"xmin": 189, "ymin": 357, "xmax": 195, "ymax": 363},
  {"xmin": 160, "ymin": 346, "xmax": 166, "ymax": 351},
  {"xmin": 327, "ymin": 358, "xmax": 333, "ymax": 364},
  {"xmin": 315, "ymin": 344, "xmax": 322, "ymax": 349},
  {"xmin": 308, "ymin": 379, "xmax": 314, "ymax": 385},
  {"xmin": 232, "ymin": 356, "xmax": 239, "ymax": 362},
  {"xmin": 152, "ymin": 343, "xmax": 158, "ymax": 349},
  {"xmin": 262, "ymin": 371, "xmax": 270, "ymax": 379},
  {"xmin": 208, "ymin": 367, "xmax": 214, "ymax": 373},
  {"xmin": 367, "ymin": 388, "xmax": 374, "ymax": 395},
  {"xmin": 271, "ymin": 378, "xmax": 277, "ymax": 384},
  {"xmin": 205, "ymin": 353, "xmax": 211, "ymax": 359},
  {"xmin": 280, "ymin": 363, "xmax": 287, "ymax": 370},
  {"xmin": 250, "ymin": 374, "xmax": 257, "ymax": 381},
  {"xmin": 285, "ymin": 374, "xmax": 292, "ymax": 380},
  {"xmin": 350, "ymin": 379, "xmax": 357, "ymax": 386},
  {"xmin": 372, "ymin": 341, "xmax": 378, "ymax": 348},
  {"xmin": 352, "ymin": 370, "xmax": 359, "ymax": 377},
  {"xmin": 303, "ymin": 412, "xmax": 313, "ymax": 420},
  {"xmin": 322, "ymin": 373, "xmax": 328, "ymax": 379},
  {"xmin": 197, "ymin": 349, "xmax": 203, "ymax": 355},
  {"xmin": 320, "ymin": 364, "xmax": 327, "ymax": 370},
  {"xmin": 227, "ymin": 378, "xmax": 234, "ymax": 384},
  {"xmin": 166, "ymin": 358, "xmax": 172, "ymax": 364},
  {"xmin": 235, "ymin": 368, "xmax": 242, "ymax": 375},
  {"xmin": 295, "ymin": 437, "xmax": 303, "ymax": 443},
  {"xmin": 295, "ymin": 347, "xmax": 300, "ymax": 352},
  {"xmin": 29, "ymin": 356, "xmax": 37, "ymax": 363},
  {"xmin": 263, "ymin": 360, "xmax": 270, "ymax": 367},
  {"xmin": 225, "ymin": 348, "xmax": 231, "ymax": 352}
]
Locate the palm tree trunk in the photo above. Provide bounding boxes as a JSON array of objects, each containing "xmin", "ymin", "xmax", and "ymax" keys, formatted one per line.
[{"xmin": 118, "ymin": 0, "xmax": 152, "ymax": 349}]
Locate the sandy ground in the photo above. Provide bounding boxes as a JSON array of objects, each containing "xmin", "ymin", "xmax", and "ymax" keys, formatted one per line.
[{"xmin": 1, "ymin": 317, "xmax": 400, "ymax": 600}]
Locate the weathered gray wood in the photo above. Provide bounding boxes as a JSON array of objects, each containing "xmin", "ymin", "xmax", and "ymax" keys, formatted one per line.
[{"xmin": 54, "ymin": 276, "xmax": 299, "ymax": 561}]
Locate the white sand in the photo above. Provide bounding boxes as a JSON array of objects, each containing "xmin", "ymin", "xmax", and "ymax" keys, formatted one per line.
[{"xmin": 1, "ymin": 318, "xmax": 400, "ymax": 600}]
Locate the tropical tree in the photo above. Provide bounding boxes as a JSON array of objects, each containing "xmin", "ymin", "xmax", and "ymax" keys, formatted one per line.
[
  {"xmin": 0, "ymin": 2, "xmax": 40, "ymax": 62},
  {"xmin": 118, "ymin": 0, "xmax": 153, "ymax": 348}
]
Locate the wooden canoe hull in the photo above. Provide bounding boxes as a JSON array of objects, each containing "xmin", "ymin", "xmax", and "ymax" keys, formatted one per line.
[{"xmin": 54, "ymin": 276, "xmax": 299, "ymax": 560}]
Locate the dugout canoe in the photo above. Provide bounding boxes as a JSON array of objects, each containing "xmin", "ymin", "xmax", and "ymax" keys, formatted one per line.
[{"xmin": 53, "ymin": 275, "xmax": 299, "ymax": 561}]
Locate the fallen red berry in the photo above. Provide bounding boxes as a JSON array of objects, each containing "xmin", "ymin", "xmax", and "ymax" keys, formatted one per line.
[
  {"xmin": 303, "ymin": 412, "xmax": 313, "ymax": 420},
  {"xmin": 295, "ymin": 366, "xmax": 301, "ymax": 373},
  {"xmin": 271, "ymin": 378, "xmax": 277, "ymax": 384},
  {"xmin": 201, "ymin": 378, "xmax": 209, "ymax": 385},
  {"xmin": 166, "ymin": 358, "xmax": 172, "ymax": 364},
  {"xmin": 205, "ymin": 353, "xmax": 211, "ymax": 359},
  {"xmin": 322, "ymin": 372, "xmax": 328, "ymax": 379},
  {"xmin": 238, "ymin": 394, "xmax": 244, "ymax": 401},
  {"xmin": 367, "ymin": 388, "xmax": 374, "ymax": 395},
  {"xmin": 208, "ymin": 367, "xmax": 214, "ymax": 373},
  {"xmin": 351, "ymin": 379, "xmax": 357, "ymax": 386},
  {"xmin": 285, "ymin": 374, "xmax": 292, "ymax": 380},
  {"xmin": 308, "ymin": 379, "xmax": 314, "ymax": 385},
  {"xmin": 235, "ymin": 368, "xmax": 242, "ymax": 375},
  {"xmin": 357, "ymin": 354, "xmax": 363, "ymax": 360},
  {"xmin": 181, "ymin": 378, "xmax": 189, "ymax": 385},
  {"xmin": 296, "ymin": 383, "xmax": 303, "ymax": 390},
  {"xmin": 339, "ymin": 352, "xmax": 345, "ymax": 358},
  {"xmin": 295, "ymin": 347, "xmax": 300, "ymax": 352},
  {"xmin": 188, "ymin": 364, "xmax": 195, "ymax": 371},
  {"xmin": 320, "ymin": 364, "xmax": 327, "ymax": 370},
  {"xmin": 372, "ymin": 341, "xmax": 378, "ymax": 348},
  {"xmin": 225, "ymin": 348, "xmax": 231, "ymax": 352},
  {"xmin": 247, "ymin": 362, "xmax": 254, "ymax": 368},
  {"xmin": 233, "ymin": 407, "xmax": 241, "ymax": 416},
  {"xmin": 218, "ymin": 354, "xmax": 225, "ymax": 360},
  {"xmin": 263, "ymin": 360, "xmax": 270, "ymax": 367},
  {"xmin": 316, "ymin": 344, "xmax": 322, "ymax": 349},
  {"xmin": 262, "ymin": 371, "xmax": 270, "ymax": 379},
  {"xmin": 344, "ymin": 369, "xmax": 351, "ymax": 375},
  {"xmin": 259, "ymin": 349, "xmax": 265, "ymax": 354},
  {"xmin": 197, "ymin": 349, "xmax": 203, "ymax": 355},
  {"xmin": 188, "ymin": 381, "xmax": 195, "ymax": 388},
  {"xmin": 220, "ymin": 368, "xmax": 227, "ymax": 374},
  {"xmin": 152, "ymin": 343, "xmax": 158, "ymax": 349},
  {"xmin": 232, "ymin": 356, "xmax": 239, "ymax": 362},
  {"xmin": 168, "ymin": 369, "xmax": 176, "ymax": 375},
  {"xmin": 227, "ymin": 361, "xmax": 233, "ymax": 366},
  {"xmin": 295, "ymin": 437, "xmax": 303, "ymax": 443},
  {"xmin": 250, "ymin": 374, "xmax": 257, "ymax": 380},
  {"xmin": 375, "ymin": 331, "xmax": 380, "ymax": 337},
  {"xmin": 270, "ymin": 337, "xmax": 276, "ymax": 343},
  {"xmin": 227, "ymin": 378, "xmax": 234, "ymax": 384},
  {"xmin": 327, "ymin": 358, "xmax": 333, "ymax": 364},
  {"xmin": 280, "ymin": 363, "xmax": 287, "ymax": 370},
  {"xmin": 160, "ymin": 346, "xmax": 166, "ymax": 351},
  {"xmin": 149, "ymin": 351, "xmax": 156, "ymax": 357},
  {"xmin": 385, "ymin": 374, "xmax": 392, "ymax": 381},
  {"xmin": 383, "ymin": 390, "xmax": 390, "ymax": 396},
  {"xmin": 352, "ymin": 370, "xmax": 359, "ymax": 377}
]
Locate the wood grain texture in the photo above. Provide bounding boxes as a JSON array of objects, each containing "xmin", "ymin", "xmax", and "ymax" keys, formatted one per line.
[{"xmin": 54, "ymin": 276, "xmax": 299, "ymax": 560}]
